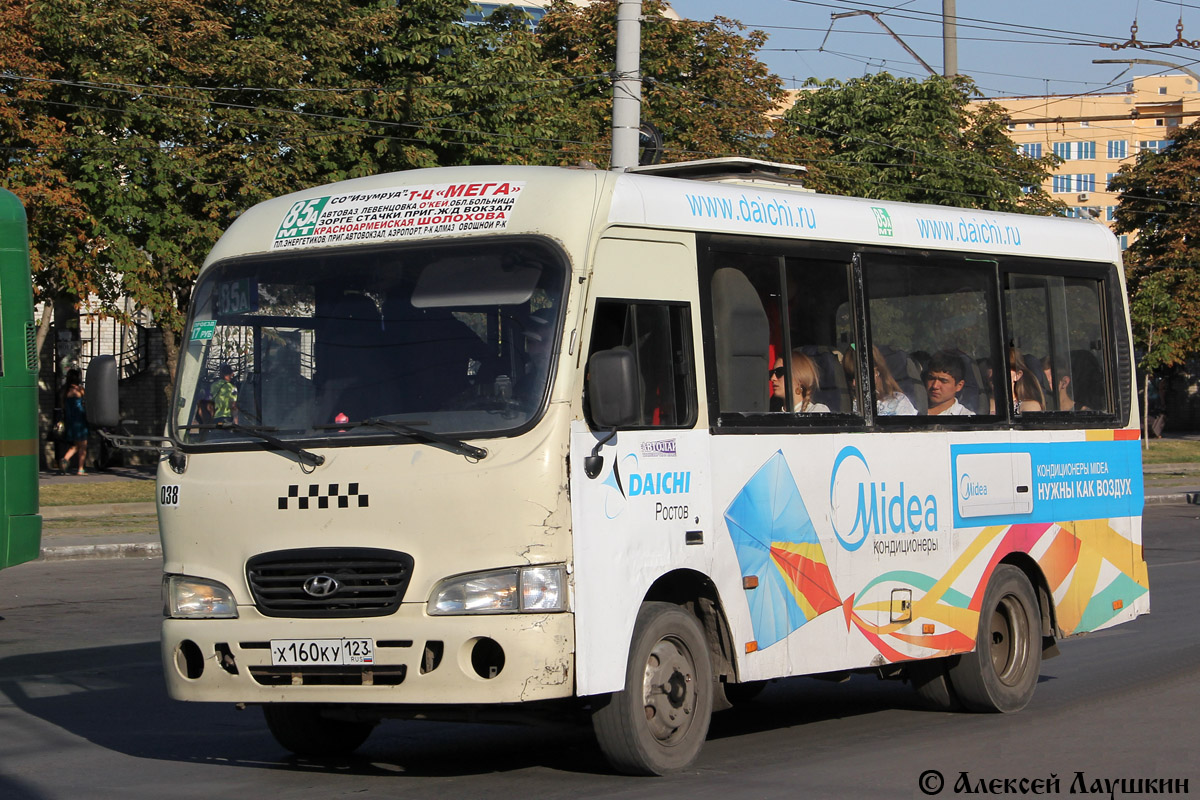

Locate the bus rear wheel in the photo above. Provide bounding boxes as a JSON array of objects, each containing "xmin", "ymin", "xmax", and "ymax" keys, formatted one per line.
[
  {"xmin": 948, "ymin": 565, "xmax": 1042, "ymax": 713},
  {"xmin": 592, "ymin": 601, "xmax": 713, "ymax": 775},
  {"xmin": 262, "ymin": 704, "xmax": 376, "ymax": 757}
]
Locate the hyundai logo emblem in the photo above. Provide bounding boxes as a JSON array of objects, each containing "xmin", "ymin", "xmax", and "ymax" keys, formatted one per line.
[{"xmin": 303, "ymin": 574, "xmax": 341, "ymax": 598}]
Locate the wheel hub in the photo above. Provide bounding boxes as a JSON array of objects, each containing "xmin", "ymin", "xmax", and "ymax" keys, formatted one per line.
[
  {"xmin": 642, "ymin": 637, "xmax": 696, "ymax": 743},
  {"xmin": 989, "ymin": 595, "xmax": 1030, "ymax": 686}
]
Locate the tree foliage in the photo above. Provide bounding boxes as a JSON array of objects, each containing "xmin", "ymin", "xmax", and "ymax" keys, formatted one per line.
[
  {"xmin": 2, "ymin": 0, "xmax": 478, "ymax": 378},
  {"xmin": 784, "ymin": 72, "xmax": 1061, "ymax": 212},
  {"xmin": 535, "ymin": 0, "xmax": 815, "ymax": 166},
  {"xmin": 3, "ymin": 1, "xmax": 1062, "ymax": 385},
  {"xmin": 1109, "ymin": 121, "xmax": 1200, "ymax": 367}
]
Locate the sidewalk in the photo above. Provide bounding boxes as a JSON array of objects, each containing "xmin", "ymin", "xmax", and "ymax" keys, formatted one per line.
[
  {"xmin": 32, "ymin": 459, "xmax": 1200, "ymax": 563},
  {"xmin": 38, "ymin": 464, "xmax": 160, "ymax": 562}
]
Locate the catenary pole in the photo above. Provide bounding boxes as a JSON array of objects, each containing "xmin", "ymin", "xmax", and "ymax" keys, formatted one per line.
[
  {"xmin": 611, "ymin": 0, "xmax": 642, "ymax": 170},
  {"xmin": 943, "ymin": 0, "xmax": 958, "ymax": 77}
]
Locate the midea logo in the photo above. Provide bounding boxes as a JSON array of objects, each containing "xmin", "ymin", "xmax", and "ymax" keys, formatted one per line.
[
  {"xmin": 959, "ymin": 472, "xmax": 989, "ymax": 501},
  {"xmin": 828, "ymin": 446, "xmax": 939, "ymax": 551}
]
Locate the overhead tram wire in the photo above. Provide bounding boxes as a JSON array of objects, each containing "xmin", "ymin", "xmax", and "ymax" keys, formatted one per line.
[
  {"xmin": 777, "ymin": 0, "xmax": 1135, "ymax": 47},
  {"xmin": 759, "ymin": 24, "xmax": 1109, "ymax": 48},
  {"xmin": 759, "ymin": 1, "xmax": 1200, "ymax": 97},
  {"xmin": 769, "ymin": 47, "xmax": 1122, "ymax": 97}
]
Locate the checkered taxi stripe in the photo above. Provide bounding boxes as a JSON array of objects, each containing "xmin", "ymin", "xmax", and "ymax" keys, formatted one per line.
[{"xmin": 279, "ymin": 483, "xmax": 369, "ymax": 510}]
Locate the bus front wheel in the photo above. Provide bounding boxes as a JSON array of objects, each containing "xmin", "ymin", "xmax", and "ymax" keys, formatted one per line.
[
  {"xmin": 262, "ymin": 703, "xmax": 376, "ymax": 757},
  {"xmin": 592, "ymin": 601, "xmax": 714, "ymax": 775},
  {"xmin": 948, "ymin": 565, "xmax": 1042, "ymax": 713}
]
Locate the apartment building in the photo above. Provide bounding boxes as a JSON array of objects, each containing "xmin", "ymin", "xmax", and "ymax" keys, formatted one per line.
[{"xmin": 978, "ymin": 73, "xmax": 1200, "ymax": 247}]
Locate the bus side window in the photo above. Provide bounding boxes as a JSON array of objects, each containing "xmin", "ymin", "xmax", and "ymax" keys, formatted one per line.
[
  {"xmin": 864, "ymin": 257, "xmax": 1000, "ymax": 420},
  {"xmin": 585, "ymin": 300, "xmax": 695, "ymax": 428},
  {"xmin": 1005, "ymin": 273, "xmax": 1111, "ymax": 415}
]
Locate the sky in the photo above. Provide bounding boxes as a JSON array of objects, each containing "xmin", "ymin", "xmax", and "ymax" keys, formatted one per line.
[{"xmin": 677, "ymin": 0, "xmax": 1200, "ymax": 98}]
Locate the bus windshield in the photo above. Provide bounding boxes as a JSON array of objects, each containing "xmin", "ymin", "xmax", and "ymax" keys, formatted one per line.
[{"xmin": 173, "ymin": 238, "xmax": 567, "ymax": 446}]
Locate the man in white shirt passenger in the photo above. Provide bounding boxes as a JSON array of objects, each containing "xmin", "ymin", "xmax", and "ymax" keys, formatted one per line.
[{"xmin": 924, "ymin": 351, "xmax": 974, "ymax": 416}]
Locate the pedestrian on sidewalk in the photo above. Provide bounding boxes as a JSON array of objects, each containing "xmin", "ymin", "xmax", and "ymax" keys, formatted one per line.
[{"xmin": 58, "ymin": 368, "xmax": 88, "ymax": 475}]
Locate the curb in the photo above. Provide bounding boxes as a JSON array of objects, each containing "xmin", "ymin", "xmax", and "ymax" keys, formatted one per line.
[
  {"xmin": 39, "ymin": 541, "xmax": 161, "ymax": 562},
  {"xmin": 1145, "ymin": 492, "xmax": 1199, "ymax": 506}
]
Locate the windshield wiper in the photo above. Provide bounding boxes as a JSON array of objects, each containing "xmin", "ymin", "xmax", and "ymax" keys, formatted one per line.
[
  {"xmin": 316, "ymin": 418, "xmax": 487, "ymax": 460},
  {"xmin": 182, "ymin": 423, "xmax": 325, "ymax": 467}
]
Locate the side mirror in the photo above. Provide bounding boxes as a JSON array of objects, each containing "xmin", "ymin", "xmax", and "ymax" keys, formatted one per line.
[
  {"xmin": 588, "ymin": 348, "xmax": 639, "ymax": 428},
  {"xmin": 85, "ymin": 355, "xmax": 121, "ymax": 428},
  {"xmin": 584, "ymin": 348, "xmax": 639, "ymax": 479}
]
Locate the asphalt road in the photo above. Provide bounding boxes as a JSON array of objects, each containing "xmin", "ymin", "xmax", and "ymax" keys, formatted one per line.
[{"xmin": 1, "ymin": 505, "xmax": 1197, "ymax": 799}]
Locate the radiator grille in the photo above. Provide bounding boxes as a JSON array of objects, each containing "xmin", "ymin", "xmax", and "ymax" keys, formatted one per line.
[
  {"xmin": 25, "ymin": 322, "xmax": 37, "ymax": 372},
  {"xmin": 246, "ymin": 548, "xmax": 413, "ymax": 618}
]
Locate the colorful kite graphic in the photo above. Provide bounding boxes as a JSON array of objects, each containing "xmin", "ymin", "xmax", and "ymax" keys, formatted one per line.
[{"xmin": 723, "ymin": 451, "xmax": 842, "ymax": 649}]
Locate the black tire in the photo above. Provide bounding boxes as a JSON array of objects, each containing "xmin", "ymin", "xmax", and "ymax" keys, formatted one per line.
[
  {"xmin": 948, "ymin": 565, "xmax": 1042, "ymax": 713},
  {"xmin": 262, "ymin": 704, "xmax": 376, "ymax": 757},
  {"xmin": 592, "ymin": 602, "xmax": 714, "ymax": 775}
]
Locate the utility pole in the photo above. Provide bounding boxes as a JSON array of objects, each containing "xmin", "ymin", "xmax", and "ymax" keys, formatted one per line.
[
  {"xmin": 943, "ymin": 0, "xmax": 957, "ymax": 77},
  {"xmin": 611, "ymin": 0, "xmax": 642, "ymax": 171}
]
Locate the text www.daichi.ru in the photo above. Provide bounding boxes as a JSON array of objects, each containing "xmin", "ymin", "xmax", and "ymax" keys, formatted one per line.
[
  {"xmin": 916, "ymin": 215, "xmax": 1023, "ymax": 246},
  {"xmin": 685, "ymin": 193, "xmax": 817, "ymax": 230}
]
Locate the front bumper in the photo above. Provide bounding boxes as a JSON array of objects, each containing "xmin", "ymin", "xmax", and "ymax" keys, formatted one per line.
[{"xmin": 162, "ymin": 605, "xmax": 575, "ymax": 706}]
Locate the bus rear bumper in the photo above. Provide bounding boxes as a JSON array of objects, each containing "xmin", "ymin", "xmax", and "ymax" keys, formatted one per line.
[{"xmin": 161, "ymin": 607, "xmax": 575, "ymax": 706}]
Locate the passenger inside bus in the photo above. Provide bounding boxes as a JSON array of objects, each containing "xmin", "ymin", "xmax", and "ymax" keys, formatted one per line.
[
  {"xmin": 241, "ymin": 340, "xmax": 315, "ymax": 431},
  {"xmin": 840, "ymin": 346, "xmax": 917, "ymax": 416},
  {"xmin": 1006, "ymin": 345, "xmax": 1045, "ymax": 413},
  {"xmin": 770, "ymin": 350, "xmax": 830, "ymax": 414},
  {"xmin": 873, "ymin": 345, "xmax": 918, "ymax": 416},
  {"xmin": 923, "ymin": 350, "xmax": 975, "ymax": 416},
  {"xmin": 876, "ymin": 344, "xmax": 927, "ymax": 413},
  {"xmin": 795, "ymin": 345, "xmax": 850, "ymax": 412}
]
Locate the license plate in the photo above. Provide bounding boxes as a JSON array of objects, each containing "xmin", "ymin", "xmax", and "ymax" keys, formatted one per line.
[{"xmin": 270, "ymin": 638, "xmax": 374, "ymax": 666}]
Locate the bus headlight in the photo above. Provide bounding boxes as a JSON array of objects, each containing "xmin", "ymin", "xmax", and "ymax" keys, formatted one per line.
[
  {"xmin": 428, "ymin": 565, "xmax": 567, "ymax": 615},
  {"xmin": 164, "ymin": 575, "xmax": 238, "ymax": 619}
]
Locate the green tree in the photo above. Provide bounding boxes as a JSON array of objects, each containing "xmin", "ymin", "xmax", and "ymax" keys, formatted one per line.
[
  {"xmin": 0, "ymin": 0, "xmax": 112, "ymax": 358},
  {"xmin": 536, "ymin": 0, "xmax": 814, "ymax": 167},
  {"xmin": 420, "ymin": 4, "xmax": 571, "ymax": 165},
  {"xmin": 4, "ymin": 0, "xmax": 477, "ymax": 381},
  {"xmin": 784, "ymin": 72, "xmax": 1061, "ymax": 212},
  {"xmin": 1110, "ymin": 121, "xmax": 1200, "ymax": 366}
]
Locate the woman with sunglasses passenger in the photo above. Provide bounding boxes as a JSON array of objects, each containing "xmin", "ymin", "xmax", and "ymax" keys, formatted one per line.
[{"xmin": 770, "ymin": 350, "xmax": 830, "ymax": 414}]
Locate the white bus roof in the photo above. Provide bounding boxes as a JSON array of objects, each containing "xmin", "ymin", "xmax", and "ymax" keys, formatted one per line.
[{"xmin": 205, "ymin": 164, "xmax": 1121, "ymax": 269}]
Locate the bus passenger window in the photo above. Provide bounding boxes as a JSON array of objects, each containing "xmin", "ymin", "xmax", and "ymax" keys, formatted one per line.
[
  {"xmin": 704, "ymin": 249, "xmax": 860, "ymax": 421},
  {"xmin": 1005, "ymin": 273, "xmax": 1111, "ymax": 415},
  {"xmin": 585, "ymin": 300, "xmax": 695, "ymax": 428},
  {"xmin": 864, "ymin": 258, "xmax": 999, "ymax": 419}
]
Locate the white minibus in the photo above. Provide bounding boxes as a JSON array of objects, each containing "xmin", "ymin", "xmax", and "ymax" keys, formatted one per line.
[{"xmin": 108, "ymin": 161, "xmax": 1146, "ymax": 775}]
